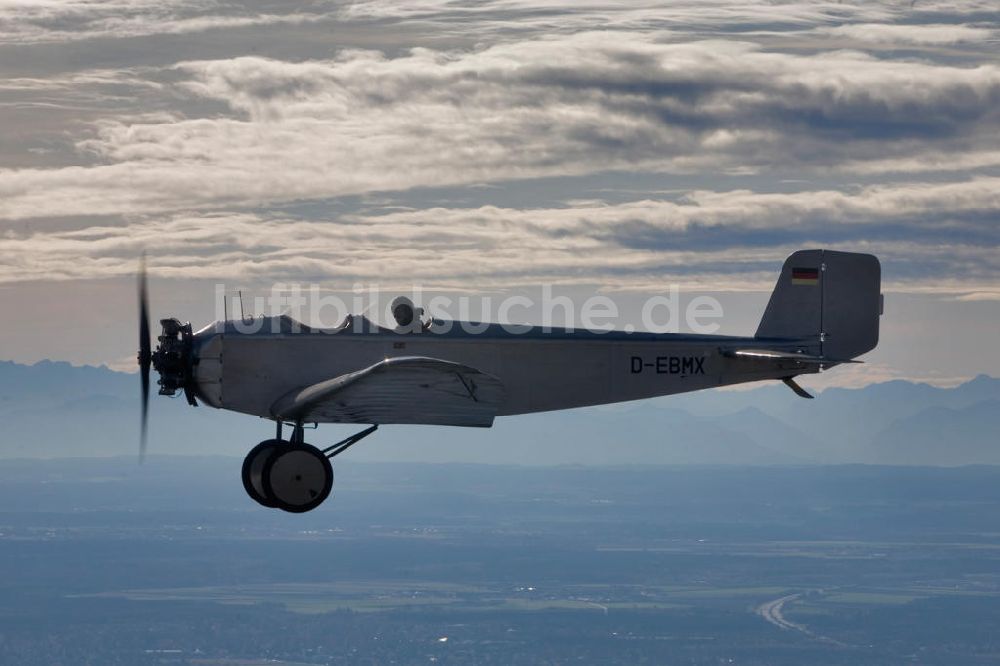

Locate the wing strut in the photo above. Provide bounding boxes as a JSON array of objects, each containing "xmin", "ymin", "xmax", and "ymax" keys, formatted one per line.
[{"xmin": 322, "ymin": 424, "xmax": 379, "ymax": 459}]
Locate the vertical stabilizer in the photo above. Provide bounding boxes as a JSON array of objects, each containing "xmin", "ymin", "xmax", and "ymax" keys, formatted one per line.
[{"xmin": 756, "ymin": 250, "xmax": 881, "ymax": 360}]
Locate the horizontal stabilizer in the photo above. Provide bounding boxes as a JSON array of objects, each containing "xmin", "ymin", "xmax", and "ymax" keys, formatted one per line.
[{"xmin": 723, "ymin": 348, "xmax": 861, "ymax": 365}]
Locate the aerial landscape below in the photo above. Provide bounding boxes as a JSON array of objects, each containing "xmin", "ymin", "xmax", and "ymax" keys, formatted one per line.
[{"xmin": 2, "ymin": 458, "xmax": 999, "ymax": 665}]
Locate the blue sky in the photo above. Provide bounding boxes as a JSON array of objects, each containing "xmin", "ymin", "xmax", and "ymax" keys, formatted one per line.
[{"xmin": 0, "ymin": 0, "xmax": 997, "ymax": 386}]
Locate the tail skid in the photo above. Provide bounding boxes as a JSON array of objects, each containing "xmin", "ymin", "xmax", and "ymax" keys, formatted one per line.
[{"xmin": 782, "ymin": 377, "xmax": 814, "ymax": 399}]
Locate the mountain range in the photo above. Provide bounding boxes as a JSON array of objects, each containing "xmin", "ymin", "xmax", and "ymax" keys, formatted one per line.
[{"xmin": 1, "ymin": 360, "xmax": 997, "ymax": 466}]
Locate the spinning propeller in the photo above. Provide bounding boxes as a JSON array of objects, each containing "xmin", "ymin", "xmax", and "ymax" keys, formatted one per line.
[
  {"xmin": 137, "ymin": 255, "xmax": 151, "ymax": 462},
  {"xmin": 137, "ymin": 257, "xmax": 199, "ymax": 461}
]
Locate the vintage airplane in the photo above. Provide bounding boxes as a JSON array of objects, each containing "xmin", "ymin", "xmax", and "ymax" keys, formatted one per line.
[{"xmin": 138, "ymin": 249, "xmax": 881, "ymax": 513}]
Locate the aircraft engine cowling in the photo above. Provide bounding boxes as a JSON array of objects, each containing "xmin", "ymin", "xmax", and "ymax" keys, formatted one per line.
[{"xmin": 152, "ymin": 318, "xmax": 198, "ymax": 406}]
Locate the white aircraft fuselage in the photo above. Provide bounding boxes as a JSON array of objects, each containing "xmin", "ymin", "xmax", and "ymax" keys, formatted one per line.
[{"xmin": 188, "ymin": 316, "xmax": 820, "ymax": 422}]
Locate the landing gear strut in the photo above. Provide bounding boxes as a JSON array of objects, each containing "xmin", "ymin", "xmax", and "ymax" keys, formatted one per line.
[{"xmin": 240, "ymin": 423, "xmax": 378, "ymax": 513}]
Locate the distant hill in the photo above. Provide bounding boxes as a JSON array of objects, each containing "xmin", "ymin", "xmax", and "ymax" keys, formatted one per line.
[
  {"xmin": 1, "ymin": 360, "xmax": 998, "ymax": 466},
  {"xmin": 868, "ymin": 400, "xmax": 1000, "ymax": 466}
]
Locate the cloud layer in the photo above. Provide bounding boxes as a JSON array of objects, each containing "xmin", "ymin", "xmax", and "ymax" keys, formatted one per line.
[
  {"xmin": 0, "ymin": 1, "xmax": 332, "ymax": 44},
  {"xmin": 2, "ymin": 33, "xmax": 1000, "ymax": 223},
  {"xmin": 3, "ymin": 178, "xmax": 996, "ymax": 296},
  {"xmin": 0, "ymin": 0, "xmax": 997, "ymax": 296}
]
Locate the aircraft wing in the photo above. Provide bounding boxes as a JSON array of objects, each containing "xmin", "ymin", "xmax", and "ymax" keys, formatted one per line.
[{"xmin": 270, "ymin": 356, "xmax": 505, "ymax": 427}]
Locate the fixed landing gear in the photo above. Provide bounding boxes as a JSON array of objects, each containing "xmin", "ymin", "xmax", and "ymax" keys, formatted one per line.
[{"xmin": 240, "ymin": 423, "xmax": 378, "ymax": 513}]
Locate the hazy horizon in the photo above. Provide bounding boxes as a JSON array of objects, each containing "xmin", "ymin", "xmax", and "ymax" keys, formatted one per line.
[{"xmin": 1, "ymin": 0, "xmax": 999, "ymax": 387}]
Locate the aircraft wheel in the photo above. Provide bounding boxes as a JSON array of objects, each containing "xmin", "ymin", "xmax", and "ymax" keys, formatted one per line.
[
  {"xmin": 241, "ymin": 439, "xmax": 282, "ymax": 508},
  {"xmin": 262, "ymin": 443, "xmax": 333, "ymax": 513}
]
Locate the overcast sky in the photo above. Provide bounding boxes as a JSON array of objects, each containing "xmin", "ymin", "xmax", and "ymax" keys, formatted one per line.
[{"xmin": 0, "ymin": 0, "xmax": 997, "ymax": 387}]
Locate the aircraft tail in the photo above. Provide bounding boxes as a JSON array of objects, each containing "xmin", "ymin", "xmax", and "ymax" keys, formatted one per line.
[{"xmin": 755, "ymin": 249, "xmax": 882, "ymax": 361}]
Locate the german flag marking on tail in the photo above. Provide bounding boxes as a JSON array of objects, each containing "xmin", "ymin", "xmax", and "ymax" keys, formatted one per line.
[{"xmin": 791, "ymin": 267, "xmax": 820, "ymax": 285}]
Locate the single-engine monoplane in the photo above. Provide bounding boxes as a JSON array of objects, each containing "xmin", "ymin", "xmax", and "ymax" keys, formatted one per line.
[{"xmin": 138, "ymin": 249, "xmax": 881, "ymax": 512}]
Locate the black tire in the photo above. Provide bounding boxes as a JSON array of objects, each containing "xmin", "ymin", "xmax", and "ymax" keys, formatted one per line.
[
  {"xmin": 241, "ymin": 439, "xmax": 282, "ymax": 508},
  {"xmin": 261, "ymin": 443, "xmax": 334, "ymax": 514}
]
